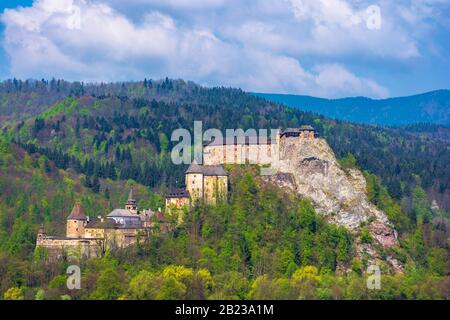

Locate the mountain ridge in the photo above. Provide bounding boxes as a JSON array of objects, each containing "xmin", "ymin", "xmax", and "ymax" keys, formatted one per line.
[
  {"xmin": 1, "ymin": 79, "xmax": 448, "ymax": 210},
  {"xmin": 253, "ymin": 89, "xmax": 450, "ymax": 126}
]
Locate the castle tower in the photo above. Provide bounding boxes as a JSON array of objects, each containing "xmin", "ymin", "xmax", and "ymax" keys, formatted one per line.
[
  {"xmin": 185, "ymin": 160, "xmax": 229, "ymax": 204},
  {"xmin": 125, "ymin": 186, "xmax": 138, "ymax": 214},
  {"xmin": 37, "ymin": 224, "xmax": 46, "ymax": 245},
  {"xmin": 66, "ymin": 202, "xmax": 87, "ymax": 239},
  {"xmin": 185, "ymin": 160, "xmax": 204, "ymax": 203}
]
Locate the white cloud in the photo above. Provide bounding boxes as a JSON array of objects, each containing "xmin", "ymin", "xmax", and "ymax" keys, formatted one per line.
[
  {"xmin": 313, "ymin": 64, "xmax": 389, "ymax": 98},
  {"xmin": 286, "ymin": 0, "xmax": 421, "ymax": 59},
  {"xmin": 3, "ymin": 0, "xmax": 446, "ymax": 97}
]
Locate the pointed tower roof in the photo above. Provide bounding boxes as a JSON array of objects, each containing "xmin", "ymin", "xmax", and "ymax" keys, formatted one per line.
[
  {"xmin": 128, "ymin": 186, "xmax": 136, "ymax": 202},
  {"xmin": 186, "ymin": 159, "xmax": 203, "ymax": 174},
  {"xmin": 126, "ymin": 186, "xmax": 137, "ymax": 210},
  {"xmin": 67, "ymin": 202, "xmax": 87, "ymax": 220}
]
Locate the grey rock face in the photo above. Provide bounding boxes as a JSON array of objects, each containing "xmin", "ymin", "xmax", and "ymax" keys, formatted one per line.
[{"xmin": 270, "ymin": 137, "xmax": 396, "ymax": 247}]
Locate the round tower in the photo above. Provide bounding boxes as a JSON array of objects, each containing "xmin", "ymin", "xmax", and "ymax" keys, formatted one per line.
[{"xmin": 66, "ymin": 202, "xmax": 87, "ymax": 238}]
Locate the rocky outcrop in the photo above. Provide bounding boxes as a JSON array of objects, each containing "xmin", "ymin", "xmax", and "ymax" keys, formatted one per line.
[
  {"xmin": 369, "ymin": 221, "xmax": 398, "ymax": 248},
  {"xmin": 269, "ymin": 137, "xmax": 397, "ymax": 249}
]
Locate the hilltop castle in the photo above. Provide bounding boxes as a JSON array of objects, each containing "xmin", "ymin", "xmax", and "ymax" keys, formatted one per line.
[
  {"xmin": 165, "ymin": 126, "xmax": 318, "ymax": 207},
  {"xmin": 38, "ymin": 125, "xmax": 319, "ymax": 258},
  {"xmin": 37, "ymin": 187, "xmax": 169, "ymax": 259}
]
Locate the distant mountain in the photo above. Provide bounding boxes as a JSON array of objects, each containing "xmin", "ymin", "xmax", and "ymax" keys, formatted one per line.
[{"xmin": 253, "ymin": 90, "xmax": 450, "ymax": 126}]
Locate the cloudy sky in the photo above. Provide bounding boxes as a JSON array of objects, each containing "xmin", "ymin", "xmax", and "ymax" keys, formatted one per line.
[{"xmin": 0, "ymin": 0, "xmax": 449, "ymax": 98}]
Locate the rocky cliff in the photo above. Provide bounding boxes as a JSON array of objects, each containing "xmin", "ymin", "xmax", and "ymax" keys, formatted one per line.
[{"xmin": 266, "ymin": 137, "xmax": 398, "ymax": 251}]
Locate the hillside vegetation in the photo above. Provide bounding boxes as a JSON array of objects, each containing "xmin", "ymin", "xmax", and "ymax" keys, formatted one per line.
[
  {"xmin": 0, "ymin": 79, "xmax": 448, "ymax": 300},
  {"xmin": 0, "ymin": 144, "xmax": 448, "ymax": 299}
]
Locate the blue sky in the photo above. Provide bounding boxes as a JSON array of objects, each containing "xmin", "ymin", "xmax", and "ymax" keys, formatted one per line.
[{"xmin": 0, "ymin": 0, "xmax": 449, "ymax": 98}]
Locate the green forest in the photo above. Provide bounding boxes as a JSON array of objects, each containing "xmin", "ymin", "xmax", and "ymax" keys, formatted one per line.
[{"xmin": 0, "ymin": 79, "xmax": 448, "ymax": 300}]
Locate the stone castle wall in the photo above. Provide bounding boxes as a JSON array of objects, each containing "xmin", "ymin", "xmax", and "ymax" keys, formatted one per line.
[
  {"xmin": 203, "ymin": 144, "xmax": 277, "ymax": 166},
  {"xmin": 203, "ymin": 133, "xmax": 317, "ymax": 166},
  {"xmin": 36, "ymin": 237, "xmax": 100, "ymax": 260},
  {"xmin": 36, "ymin": 228, "xmax": 143, "ymax": 260}
]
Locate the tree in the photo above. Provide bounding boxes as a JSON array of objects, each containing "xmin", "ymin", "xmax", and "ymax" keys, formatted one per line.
[
  {"xmin": 409, "ymin": 227, "xmax": 426, "ymax": 264},
  {"xmin": 291, "ymin": 266, "xmax": 320, "ymax": 299},
  {"xmin": 92, "ymin": 176, "xmax": 100, "ymax": 193},
  {"xmin": 35, "ymin": 288, "xmax": 46, "ymax": 300},
  {"xmin": 299, "ymin": 230, "xmax": 314, "ymax": 266},
  {"xmin": 411, "ymin": 186, "xmax": 433, "ymax": 223},
  {"xmin": 274, "ymin": 248, "xmax": 297, "ymax": 277},
  {"xmin": 344, "ymin": 274, "xmax": 367, "ymax": 300},
  {"xmin": 91, "ymin": 268, "xmax": 123, "ymax": 300},
  {"xmin": 247, "ymin": 275, "xmax": 290, "ymax": 300},
  {"xmin": 426, "ymin": 248, "xmax": 448, "ymax": 276},
  {"xmin": 336, "ymin": 228, "xmax": 351, "ymax": 263},
  {"xmin": 338, "ymin": 153, "xmax": 357, "ymax": 169},
  {"xmin": 157, "ymin": 277, "xmax": 186, "ymax": 300},
  {"xmin": 7, "ymin": 219, "xmax": 36, "ymax": 258},
  {"xmin": 128, "ymin": 271, "xmax": 158, "ymax": 300},
  {"xmin": 369, "ymin": 275, "xmax": 401, "ymax": 300},
  {"xmin": 84, "ymin": 175, "xmax": 92, "ymax": 188},
  {"xmin": 387, "ymin": 179, "xmax": 402, "ymax": 200},
  {"xmin": 211, "ymin": 272, "xmax": 249, "ymax": 300},
  {"xmin": 364, "ymin": 171, "xmax": 409, "ymax": 231},
  {"xmin": 186, "ymin": 269, "xmax": 214, "ymax": 300},
  {"xmin": 4, "ymin": 287, "xmax": 24, "ymax": 300},
  {"xmin": 104, "ymin": 187, "xmax": 110, "ymax": 199},
  {"xmin": 44, "ymin": 159, "xmax": 52, "ymax": 173},
  {"xmin": 298, "ymin": 199, "xmax": 316, "ymax": 232}
]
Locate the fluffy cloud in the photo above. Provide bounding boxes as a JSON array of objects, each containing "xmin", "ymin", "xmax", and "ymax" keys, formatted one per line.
[
  {"xmin": 313, "ymin": 64, "xmax": 389, "ymax": 98},
  {"xmin": 1, "ymin": 0, "xmax": 446, "ymax": 97}
]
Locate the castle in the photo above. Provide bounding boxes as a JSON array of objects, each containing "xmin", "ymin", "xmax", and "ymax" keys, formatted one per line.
[
  {"xmin": 165, "ymin": 125, "xmax": 318, "ymax": 207},
  {"xmin": 38, "ymin": 125, "xmax": 318, "ymax": 258},
  {"xmin": 37, "ymin": 187, "xmax": 169, "ymax": 259}
]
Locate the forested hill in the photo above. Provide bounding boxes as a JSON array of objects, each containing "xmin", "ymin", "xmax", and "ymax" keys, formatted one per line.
[
  {"xmin": 0, "ymin": 78, "xmax": 448, "ymax": 300},
  {"xmin": 1, "ymin": 78, "xmax": 448, "ymax": 211},
  {"xmin": 396, "ymin": 123, "xmax": 450, "ymax": 143},
  {"xmin": 254, "ymin": 90, "xmax": 450, "ymax": 126}
]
